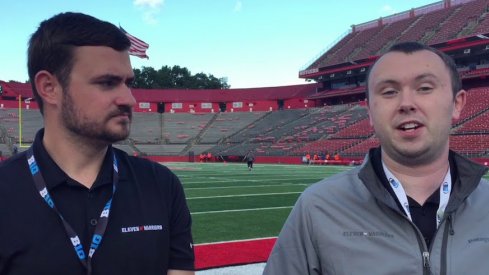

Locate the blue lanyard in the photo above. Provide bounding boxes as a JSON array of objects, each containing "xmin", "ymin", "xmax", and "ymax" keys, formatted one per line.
[{"xmin": 27, "ymin": 146, "xmax": 118, "ymax": 275}]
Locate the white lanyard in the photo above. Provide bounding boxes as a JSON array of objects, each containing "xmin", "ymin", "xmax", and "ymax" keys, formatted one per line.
[{"xmin": 382, "ymin": 162, "xmax": 451, "ymax": 228}]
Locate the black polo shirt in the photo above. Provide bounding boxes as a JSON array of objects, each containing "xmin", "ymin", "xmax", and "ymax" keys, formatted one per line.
[
  {"xmin": 370, "ymin": 147, "xmax": 457, "ymax": 248},
  {"xmin": 0, "ymin": 129, "xmax": 194, "ymax": 274}
]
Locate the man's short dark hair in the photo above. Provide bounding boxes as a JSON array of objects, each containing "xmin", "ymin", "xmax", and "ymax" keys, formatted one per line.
[
  {"xmin": 28, "ymin": 12, "xmax": 131, "ymax": 114},
  {"xmin": 366, "ymin": 41, "xmax": 461, "ymax": 100}
]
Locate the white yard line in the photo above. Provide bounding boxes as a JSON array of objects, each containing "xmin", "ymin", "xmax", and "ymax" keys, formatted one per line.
[
  {"xmin": 195, "ymin": 236, "xmax": 277, "ymax": 246},
  {"xmin": 187, "ymin": 192, "xmax": 301, "ymax": 200},
  {"xmin": 191, "ymin": 206, "xmax": 293, "ymax": 215},
  {"xmin": 185, "ymin": 183, "xmax": 308, "ymax": 190},
  {"xmin": 181, "ymin": 177, "xmax": 322, "ymax": 184}
]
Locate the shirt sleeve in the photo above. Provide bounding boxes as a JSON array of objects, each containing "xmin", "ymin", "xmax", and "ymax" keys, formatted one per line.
[
  {"xmin": 168, "ymin": 171, "xmax": 195, "ymax": 271},
  {"xmin": 263, "ymin": 192, "xmax": 321, "ymax": 275}
]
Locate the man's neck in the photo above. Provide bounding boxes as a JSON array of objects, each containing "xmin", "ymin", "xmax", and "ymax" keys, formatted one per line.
[
  {"xmin": 382, "ymin": 151, "xmax": 450, "ymax": 205},
  {"xmin": 42, "ymin": 128, "xmax": 108, "ymax": 189}
]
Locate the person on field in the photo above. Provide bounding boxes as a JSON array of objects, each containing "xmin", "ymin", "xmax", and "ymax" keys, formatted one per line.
[{"xmin": 243, "ymin": 150, "xmax": 255, "ymax": 171}]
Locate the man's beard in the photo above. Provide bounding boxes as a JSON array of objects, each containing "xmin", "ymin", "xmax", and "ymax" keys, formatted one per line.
[{"xmin": 61, "ymin": 91, "xmax": 132, "ymax": 144}]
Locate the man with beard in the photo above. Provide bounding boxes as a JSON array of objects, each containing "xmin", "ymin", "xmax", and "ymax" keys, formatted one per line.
[
  {"xmin": 264, "ymin": 42, "xmax": 489, "ymax": 274},
  {"xmin": 0, "ymin": 12, "xmax": 194, "ymax": 275}
]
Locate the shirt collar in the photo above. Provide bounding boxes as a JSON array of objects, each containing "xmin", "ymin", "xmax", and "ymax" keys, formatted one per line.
[
  {"xmin": 32, "ymin": 129, "xmax": 115, "ymax": 191},
  {"xmin": 370, "ymin": 146, "xmax": 458, "ymax": 207}
]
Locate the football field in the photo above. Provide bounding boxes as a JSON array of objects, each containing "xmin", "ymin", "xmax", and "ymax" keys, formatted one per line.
[
  {"xmin": 168, "ymin": 161, "xmax": 489, "ymax": 244},
  {"xmin": 166, "ymin": 162, "xmax": 353, "ymax": 244}
]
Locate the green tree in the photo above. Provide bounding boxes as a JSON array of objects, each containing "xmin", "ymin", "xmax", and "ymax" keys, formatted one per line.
[{"xmin": 132, "ymin": 65, "xmax": 230, "ymax": 89}]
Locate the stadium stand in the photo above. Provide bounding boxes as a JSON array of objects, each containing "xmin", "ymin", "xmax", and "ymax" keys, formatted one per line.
[
  {"xmin": 162, "ymin": 113, "xmax": 215, "ymax": 144},
  {"xmin": 354, "ymin": 16, "xmax": 419, "ymax": 60},
  {"xmin": 428, "ymin": 0, "xmax": 487, "ymax": 44},
  {"xmin": 2, "ymin": 0, "xmax": 489, "ymax": 164},
  {"xmin": 199, "ymin": 112, "xmax": 266, "ymax": 143},
  {"xmin": 341, "ymin": 137, "xmax": 380, "ymax": 158},
  {"xmin": 454, "ymin": 87, "xmax": 489, "ymax": 123},
  {"xmin": 228, "ymin": 109, "xmax": 309, "ymax": 143},
  {"xmin": 113, "ymin": 144, "xmax": 137, "ymax": 155},
  {"xmin": 454, "ymin": 110, "xmax": 489, "ymax": 133},
  {"xmin": 137, "ymin": 144, "xmax": 187, "ymax": 156},
  {"xmin": 129, "ymin": 112, "xmax": 161, "ymax": 143},
  {"xmin": 450, "ymin": 134, "xmax": 489, "ymax": 156}
]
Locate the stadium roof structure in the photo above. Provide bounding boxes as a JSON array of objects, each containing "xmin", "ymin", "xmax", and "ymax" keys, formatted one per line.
[{"xmin": 0, "ymin": 80, "xmax": 319, "ymax": 103}]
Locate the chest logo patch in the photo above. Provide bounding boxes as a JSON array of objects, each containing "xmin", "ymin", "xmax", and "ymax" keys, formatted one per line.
[{"xmin": 121, "ymin": 224, "xmax": 164, "ymax": 233}]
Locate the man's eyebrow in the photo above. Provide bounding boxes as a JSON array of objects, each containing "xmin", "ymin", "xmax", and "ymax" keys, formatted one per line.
[
  {"xmin": 91, "ymin": 74, "xmax": 124, "ymax": 82},
  {"xmin": 414, "ymin": 73, "xmax": 438, "ymax": 81},
  {"xmin": 374, "ymin": 79, "xmax": 399, "ymax": 88},
  {"xmin": 373, "ymin": 73, "xmax": 438, "ymax": 87}
]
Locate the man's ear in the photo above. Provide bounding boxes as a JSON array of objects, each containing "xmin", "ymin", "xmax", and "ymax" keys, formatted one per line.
[
  {"xmin": 34, "ymin": 70, "xmax": 62, "ymax": 106},
  {"xmin": 452, "ymin": 89, "xmax": 467, "ymax": 121},
  {"xmin": 366, "ymin": 99, "xmax": 374, "ymax": 127}
]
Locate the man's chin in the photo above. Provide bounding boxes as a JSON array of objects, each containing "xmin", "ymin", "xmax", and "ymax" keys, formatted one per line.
[{"xmin": 99, "ymin": 130, "xmax": 130, "ymax": 144}]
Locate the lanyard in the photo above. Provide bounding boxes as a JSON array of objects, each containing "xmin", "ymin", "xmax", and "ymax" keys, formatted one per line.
[
  {"xmin": 382, "ymin": 162, "xmax": 451, "ymax": 228},
  {"xmin": 27, "ymin": 146, "xmax": 118, "ymax": 275}
]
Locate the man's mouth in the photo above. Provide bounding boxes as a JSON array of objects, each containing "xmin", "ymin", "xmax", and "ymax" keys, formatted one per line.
[{"xmin": 398, "ymin": 122, "xmax": 422, "ymax": 131}]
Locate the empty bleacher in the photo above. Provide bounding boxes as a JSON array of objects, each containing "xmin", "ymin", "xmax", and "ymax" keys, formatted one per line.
[
  {"xmin": 129, "ymin": 112, "xmax": 161, "ymax": 143},
  {"xmin": 354, "ymin": 16, "xmax": 419, "ymax": 60},
  {"xmin": 113, "ymin": 144, "xmax": 137, "ymax": 155},
  {"xmin": 229, "ymin": 109, "xmax": 309, "ymax": 143},
  {"xmin": 325, "ymin": 26, "xmax": 384, "ymax": 66},
  {"xmin": 0, "ymin": 108, "xmax": 42, "ymax": 144},
  {"xmin": 331, "ymin": 117, "xmax": 373, "ymax": 138},
  {"xmin": 307, "ymin": 0, "xmax": 489, "ymax": 71},
  {"xmin": 428, "ymin": 0, "xmax": 487, "ymax": 44},
  {"xmin": 137, "ymin": 144, "xmax": 187, "ymax": 156},
  {"xmin": 450, "ymin": 134, "xmax": 489, "ymax": 155},
  {"xmin": 341, "ymin": 137, "xmax": 380, "ymax": 157},
  {"xmin": 454, "ymin": 110, "xmax": 489, "ymax": 133},
  {"xmin": 162, "ymin": 113, "xmax": 215, "ymax": 144},
  {"xmin": 199, "ymin": 112, "xmax": 265, "ymax": 143},
  {"xmin": 455, "ymin": 87, "xmax": 489, "ymax": 124},
  {"xmin": 293, "ymin": 138, "xmax": 362, "ymax": 156}
]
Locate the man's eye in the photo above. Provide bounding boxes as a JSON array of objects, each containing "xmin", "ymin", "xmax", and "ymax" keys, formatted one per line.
[
  {"xmin": 382, "ymin": 90, "xmax": 397, "ymax": 96},
  {"xmin": 125, "ymin": 80, "xmax": 134, "ymax": 88},
  {"xmin": 99, "ymin": 80, "xmax": 117, "ymax": 88},
  {"xmin": 418, "ymin": 86, "xmax": 433, "ymax": 93}
]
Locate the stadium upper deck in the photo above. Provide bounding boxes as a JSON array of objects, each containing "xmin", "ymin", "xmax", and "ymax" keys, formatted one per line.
[{"xmin": 300, "ymin": 0, "xmax": 489, "ymax": 105}]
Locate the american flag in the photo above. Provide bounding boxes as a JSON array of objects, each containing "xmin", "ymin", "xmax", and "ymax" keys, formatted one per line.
[{"xmin": 120, "ymin": 27, "xmax": 149, "ymax": 59}]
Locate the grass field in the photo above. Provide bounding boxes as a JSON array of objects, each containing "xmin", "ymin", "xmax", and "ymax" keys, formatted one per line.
[
  {"xmin": 166, "ymin": 162, "xmax": 353, "ymax": 244},
  {"xmin": 168, "ymin": 161, "xmax": 489, "ymax": 245}
]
